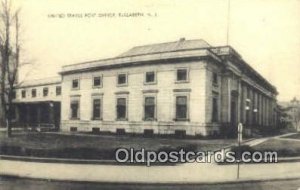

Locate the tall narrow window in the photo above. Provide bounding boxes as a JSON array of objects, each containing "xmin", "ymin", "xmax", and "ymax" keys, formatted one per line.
[
  {"xmin": 144, "ymin": 97, "xmax": 155, "ymax": 120},
  {"xmin": 93, "ymin": 99, "xmax": 101, "ymax": 120},
  {"xmin": 21, "ymin": 90, "xmax": 26, "ymax": 98},
  {"xmin": 117, "ymin": 74, "xmax": 127, "ymax": 86},
  {"xmin": 72, "ymin": 79, "xmax": 79, "ymax": 89},
  {"xmin": 56, "ymin": 86, "xmax": 61, "ymax": 96},
  {"xmin": 176, "ymin": 96, "xmax": 188, "ymax": 120},
  {"xmin": 176, "ymin": 68, "xmax": 188, "ymax": 82},
  {"xmin": 93, "ymin": 76, "xmax": 102, "ymax": 87},
  {"xmin": 70, "ymin": 100, "xmax": 79, "ymax": 119},
  {"xmin": 145, "ymin": 71, "xmax": 155, "ymax": 84},
  {"xmin": 212, "ymin": 97, "xmax": 219, "ymax": 122},
  {"xmin": 43, "ymin": 87, "xmax": 49, "ymax": 97},
  {"xmin": 116, "ymin": 98, "xmax": 127, "ymax": 120},
  {"xmin": 212, "ymin": 73, "xmax": 218, "ymax": 86},
  {"xmin": 32, "ymin": 89, "xmax": 36, "ymax": 98}
]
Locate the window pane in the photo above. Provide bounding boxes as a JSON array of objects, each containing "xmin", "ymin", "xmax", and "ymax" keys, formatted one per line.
[
  {"xmin": 43, "ymin": 88, "xmax": 48, "ymax": 96},
  {"xmin": 118, "ymin": 74, "xmax": 126, "ymax": 84},
  {"xmin": 32, "ymin": 89, "xmax": 36, "ymax": 97},
  {"xmin": 176, "ymin": 96, "xmax": 187, "ymax": 119},
  {"xmin": 176, "ymin": 96, "xmax": 187, "ymax": 105},
  {"xmin": 177, "ymin": 69, "xmax": 187, "ymax": 81},
  {"xmin": 71, "ymin": 101, "xmax": 79, "ymax": 119},
  {"xmin": 117, "ymin": 98, "xmax": 126, "ymax": 106},
  {"xmin": 213, "ymin": 73, "xmax": 218, "ymax": 84},
  {"xmin": 56, "ymin": 86, "xmax": 61, "ymax": 96},
  {"xmin": 146, "ymin": 72, "xmax": 155, "ymax": 83},
  {"xmin": 93, "ymin": 99, "xmax": 101, "ymax": 119},
  {"xmin": 144, "ymin": 97, "xmax": 155, "ymax": 119},
  {"xmin": 145, "ymin": 97, "xmax": 155, "ymax": 105},
  {"xmin": 117, "ymin": 98, "xmax": 126, "ymax": 119},
  {"xmin": 93, "ymin": 77, "xmax": 101, "ymax": 87},
  {"xmin": 72, "ymin": 79, "xmax": 79, "ymax": 88},
  {"xmin": 22, "ymin": 90, "xmax": 26, "ymax": 98},
  {"xmin": 212, "ymin": 97, "xmax": 218, "ymax": 122}
]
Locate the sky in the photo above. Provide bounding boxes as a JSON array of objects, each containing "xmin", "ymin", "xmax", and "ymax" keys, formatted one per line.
[{"xmin": 13, "ymin": 0, "xmax": 300, "ymax": 101}]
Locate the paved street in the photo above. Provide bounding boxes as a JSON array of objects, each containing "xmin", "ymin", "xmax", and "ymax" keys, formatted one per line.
[{"xmin": 1, "ymin": 177, "xmax": 300, "ymax": 190}]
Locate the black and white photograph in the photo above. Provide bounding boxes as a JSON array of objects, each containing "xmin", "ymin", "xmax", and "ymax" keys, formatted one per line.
[{"xmin": 0, "ymin": 0, "xmax": 299, "ymax": 189}]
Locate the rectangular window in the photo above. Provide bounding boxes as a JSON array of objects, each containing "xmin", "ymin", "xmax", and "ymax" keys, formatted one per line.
[
  {"xmin": 93, "ymin": 76, "xmax": 102, "ymax": 87},
  {"xmin": 56, "ymin": 86, "xmax": 61, "ymax": 96},
  {"xmin": 116, "ymin": 98, "xmax": 127, "ymax": 120},
  {"xmin": 145, "ymin": 71, "xmax": 155, "ymax": 84},
  {"xmin": 31, "ymin": 89, "xmax": 36, "ymax": 98},
  {"xmin": 176, "ymin": 68, "xmax": 188, "ymax": 82},
  {"xmin": 93, "ymin": 99, "xmax": 101, "ymax": 120},
  {"xmin": 70, "ymin": 100, "xmax": 79, "ymax": 119},
  {"xmin": 212, "ymin": 97, "xmax": 219, "ymax": 122},
  {"xmin": 43, "ymin": 87, "xmax": 48, "ymax": 97},
  {"xmin": 213, "ymin": 73, "xmax": 218, "ymax": 85},
  {"xmin": 72, "ymin": 79, "xmax": 79, "ymax": 89},
  {"xmin": 144, "ymin": 97, "xmax": 155, "ymax": 120},
  {"xmin": 176, "ymin": 96, "xmax": 188, "ymax": 120},
  {"xmin": 117, "ymin": 74, "xmax": 127, "ymax": 86},
  {"xmin": 21, "ymin": 90, "xmax": 26, "ymax": 98}
]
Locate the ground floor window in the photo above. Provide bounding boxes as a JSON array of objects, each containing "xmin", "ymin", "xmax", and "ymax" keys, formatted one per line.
[
  {"xmin": 144, "ymin": 97, "xmax": 155, "ymax": 120},
  {"xmin": 93, "ymin": 99, "xmax": 101, "ymax": 120},
  {"xmin": 212, "ymin": 96, "xmax": 219, "ymax": 122},
  {"xmin": 117, "ymin": 97, "xmax": 127, "ymax": 120},
  {"xmin": 176, "ymin": 96, "xmax": 188, "ymax": 120},
  {"xmin": 70, "ymin": 100, "xmax": 79, "ymax": 119}
]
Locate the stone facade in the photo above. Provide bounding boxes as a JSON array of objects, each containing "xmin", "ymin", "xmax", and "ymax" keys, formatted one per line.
[{"xmin": 57, "ymin": 39, "xmax": 278, "ymax": 137}]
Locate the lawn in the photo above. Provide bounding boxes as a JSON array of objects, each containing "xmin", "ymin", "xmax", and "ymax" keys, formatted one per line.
[
  {"xmin": 252, "ymin": 138, "xmax": 300, "ymax": 157},
  {"xmin": 0, "ymin": 132, "xmax": 236, "ymax": 160}
]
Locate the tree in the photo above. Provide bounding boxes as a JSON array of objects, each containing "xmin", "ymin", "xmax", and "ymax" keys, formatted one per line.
[
  {"xmin": 0, "ymin": 0, "xmax": 20, "ymax": 137},
  {"xmin": 290, "ymin": 97, "xmax": 300, "ymax": 131}
]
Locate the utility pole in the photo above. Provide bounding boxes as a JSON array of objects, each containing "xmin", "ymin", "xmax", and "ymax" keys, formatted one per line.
[{"xmin": 226, "ymin": 0, "xmax": 231, "ymax": 45}]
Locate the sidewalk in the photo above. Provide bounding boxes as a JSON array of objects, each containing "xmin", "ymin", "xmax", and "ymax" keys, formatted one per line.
[{"xmin": 0, "ymin": 156, "xmax": 299, "ymax": 184}]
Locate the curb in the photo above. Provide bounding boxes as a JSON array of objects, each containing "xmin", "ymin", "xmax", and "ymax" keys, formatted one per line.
[{"xmin": 1, "ymin": 174, "xmax": 300, "ymax": 186}]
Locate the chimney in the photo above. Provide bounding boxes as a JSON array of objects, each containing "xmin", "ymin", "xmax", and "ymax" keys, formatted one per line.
[{"xmin": 179, "ymin": 37, "xmax": 185, "ymax": 42}]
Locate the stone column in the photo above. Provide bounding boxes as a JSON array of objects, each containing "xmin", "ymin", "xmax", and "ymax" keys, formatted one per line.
[
  {"xmin": 220, "ymin": 72, "xmax": 231, "ymax": 123},
  {"xmin": 248, "ymin": 87, "xmax": 253, "ymax": 126},
  {"xmin": 37, "ymin": 105, "xmax": 41, "ymax": 127},
  {"xmin": 25, "ymin": 104, "xmax": 30, "ymax": 128},
  {"xmin": 258, "ymin": 93, "xmax": 262, "ymax": 126},
  {"xmin": 49, "ymin": 102, "xmax": 55, "ymax": 126}
]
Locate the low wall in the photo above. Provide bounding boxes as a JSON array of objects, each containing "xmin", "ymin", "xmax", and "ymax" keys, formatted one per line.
[{"xmin": 60, "ymin": 120, "xmax": 221, "ymax": 136}]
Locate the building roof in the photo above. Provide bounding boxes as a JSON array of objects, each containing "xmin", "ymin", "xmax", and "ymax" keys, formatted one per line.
[
  {"xmin": 61, "ymin": 38, "xmax": 220, "ymax": 74},
  {"xmin": 117, "ymin": 38, "xmax": 211, "ymax": 57},
  {"xmin": 60, "ymin": 38, "xmax": 277, "ymax": 94},
  {"xmin": 16, "ymin": 76, "xmax": 61, "ymax": 88}
]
